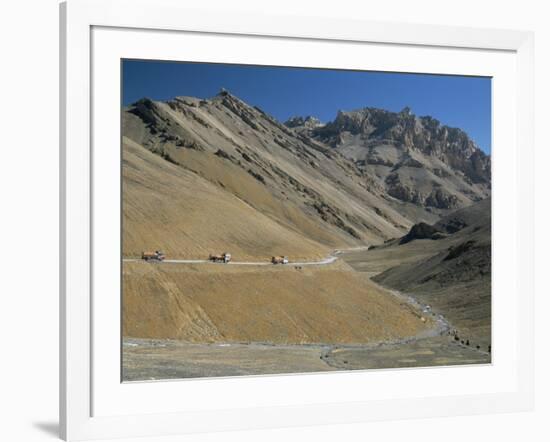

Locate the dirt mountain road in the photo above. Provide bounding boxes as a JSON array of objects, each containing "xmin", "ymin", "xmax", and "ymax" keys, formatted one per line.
[{"xmin": 122, "ymin": 246, "xmax": 370, "ymax": 267}]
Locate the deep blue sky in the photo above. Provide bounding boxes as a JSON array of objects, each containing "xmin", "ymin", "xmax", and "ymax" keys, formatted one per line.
[{"xmin": 123, "ymin": 60, "xmax": 491, "ymax": 154}]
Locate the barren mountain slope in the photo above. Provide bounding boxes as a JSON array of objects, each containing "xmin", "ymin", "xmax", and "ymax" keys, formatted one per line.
[
  {"xmin": 123, "ymin": 137, "xmax": 331, "ymax": 260},
  {"xmin": 123, "ymin": 92, "xmax": 423, "ymax": 249}
]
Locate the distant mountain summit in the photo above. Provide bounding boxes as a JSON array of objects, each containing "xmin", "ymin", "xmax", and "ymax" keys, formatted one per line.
[
  {"xmin": 284, "ymin": 115, "xmax": 323, "ymax": 130},
  {"xmin": 289, "ymin": 106, "xmax": 492, "ymax": 211},
  {"xmin": 313, "ymin": 106, "xmax": 490, "ymax": 184}
]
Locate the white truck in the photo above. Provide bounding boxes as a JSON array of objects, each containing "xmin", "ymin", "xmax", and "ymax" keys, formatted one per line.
[{"xmin": 209, "ymin": 252, "xmax": 232, "ymax": 263}]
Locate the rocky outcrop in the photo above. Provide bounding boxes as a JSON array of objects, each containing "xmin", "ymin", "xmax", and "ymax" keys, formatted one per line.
[
  {"xmin": 313, "ymin": 107, "xmax": 491, "ymax": 185},
  {"xmin": 399, "ymin": 222, "xmax": 445, "ymax": 245},
  {"xmin": 384, "ymin": 172, "xmax": 460, "ymax": 209}
]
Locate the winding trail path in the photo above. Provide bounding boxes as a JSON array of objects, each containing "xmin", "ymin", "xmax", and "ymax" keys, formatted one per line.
[{"xmin": 122, "ymin": 246, "xmax": 370, "ymax": 267}]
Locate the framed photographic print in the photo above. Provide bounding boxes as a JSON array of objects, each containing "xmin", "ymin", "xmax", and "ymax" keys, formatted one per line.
[{"xmin": 60, "ymin": 0, "xmax": 534, "ymax": 440}]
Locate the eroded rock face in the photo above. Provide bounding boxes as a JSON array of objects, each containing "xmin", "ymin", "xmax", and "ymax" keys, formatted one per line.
[
  {"xmin": 425, "ymin": 188, "xmax": 459, "ymax": 210},
  {"xmin": 313, "ymin": 107, "xmax": 491, "ymax": 186},
  {"xmin": 386, "ymin": 180, "xmax": 424, "ymax": 205},
  {"xmin": 385, "ymin": 174, "xmax": 460, "ymax": 210},
  {"xmin": 296, "ymin": 106, "xmax": 491, "ymax": 211},
  {"xmin": 399, "ymin": 222, "xmax": 445, "ymax": 245}
]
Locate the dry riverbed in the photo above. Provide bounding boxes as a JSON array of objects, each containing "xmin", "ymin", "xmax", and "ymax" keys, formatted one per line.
[{"xmin": 123, "ymin": 337, "xmax": 490, "ymax": 381}]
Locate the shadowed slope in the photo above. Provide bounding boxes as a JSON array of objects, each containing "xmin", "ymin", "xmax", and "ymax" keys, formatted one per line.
[{"xmin": 345, "ymin": 198, "xmax": 491, "ymax": 347}]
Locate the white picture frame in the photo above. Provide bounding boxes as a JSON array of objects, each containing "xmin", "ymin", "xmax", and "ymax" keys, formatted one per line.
[{"xmin": 60, "ymin": 0, "xmax": 534, "ymax": 440}]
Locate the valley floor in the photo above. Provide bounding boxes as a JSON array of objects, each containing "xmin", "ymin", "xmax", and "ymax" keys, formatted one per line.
[{"xmin": 123, "ymin": 337, "xmax": 489, "ymax": 381}]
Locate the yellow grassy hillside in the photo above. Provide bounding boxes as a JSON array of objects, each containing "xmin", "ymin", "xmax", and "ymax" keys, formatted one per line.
[{"xmin": 123, "ymin": 261, "xmax": 432, "ymax": 344}]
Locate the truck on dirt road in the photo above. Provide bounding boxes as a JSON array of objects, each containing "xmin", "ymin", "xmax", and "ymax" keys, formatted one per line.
[
  {"xmin": 141, "ymin": 250, "xmax": 166, "ymax": 262},
  {"xmin": 271, "ymin": 256, "xmax": 289, "ymax": 264},
  {"xmin": 209, "ymin": 252, "xmax": 232, "ymax": 263}
]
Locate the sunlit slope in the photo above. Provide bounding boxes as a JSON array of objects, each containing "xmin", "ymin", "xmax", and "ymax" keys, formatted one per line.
[
  {"xmin": 123, "ymin": 93, "xmax": 413, "ymax": 246},
  {"xmin": 123, "ymin": 261, "xmax": 432, "ymax": 344},
  {"xmin": 123, "ymin": 137, "xmax": 330, "ymax": 260}
]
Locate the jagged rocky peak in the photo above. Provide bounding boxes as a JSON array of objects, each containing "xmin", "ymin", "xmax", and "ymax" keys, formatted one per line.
[
  {"xmin": 316, "ymin": 105, "xmax": 483, "ymax": 157},
  {"xmin": 131, "ymin": 97, "xmax": 156, "ymax": 112},
  {"xmin": 215, "ymin": 88, "xmax": 247, "ymax": 104},
  {"xmin": 214, "ymin": 88, "xmax": 265, "ymax": 116},
  {"xmin": 218, "ymin": 87, "xmax": 231, "ymax": 97},
  {"xmin": 314, "ymin": 106, "xmax": 490, "ymax": 185},
  {"xmin": 172, "ymin": 96, "xmax": 203, "ymax": 107},
  {"xmin": 284, "ymin": 115, "xmax": 323, "ymax": 129},
  {"xmin": 317, "ymin": 106, "xmax": 418, "ymax": 139},
  {"xmin": 128, "ymin": 97, "xmax": 164, "ymax": 127},
  {"xmin": 211, "ymin": 88, "xmax": 242, "ymax": 106}
]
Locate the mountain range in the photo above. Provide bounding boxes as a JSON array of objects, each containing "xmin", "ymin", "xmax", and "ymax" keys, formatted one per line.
[{"xmin": 122, "ymin": 90, "xmax": 490, "ymax": 259}]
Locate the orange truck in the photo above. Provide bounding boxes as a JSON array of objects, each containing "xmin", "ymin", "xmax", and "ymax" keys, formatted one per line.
[{"xmin": 141, "ymin": 250, "xmax": 165, "ymax": 262}]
